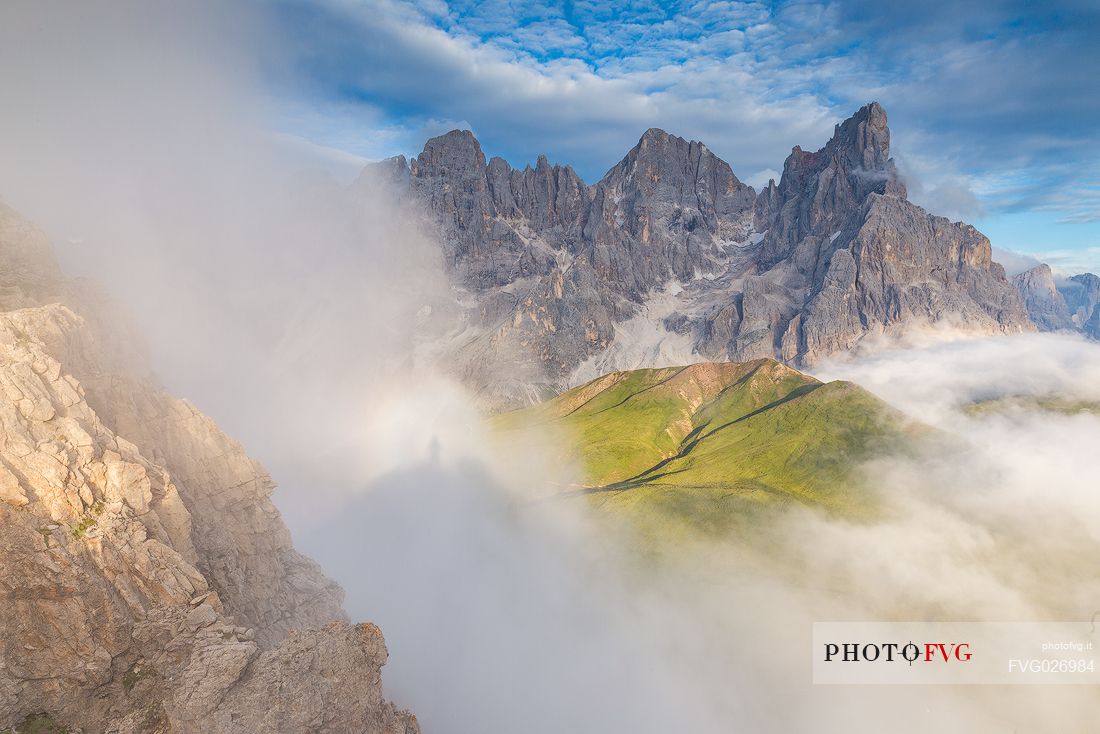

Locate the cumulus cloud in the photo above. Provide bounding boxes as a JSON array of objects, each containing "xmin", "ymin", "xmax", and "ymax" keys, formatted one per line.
[
  {"xmin": 275, "ymin": 0, "xmax": 1100, "ymax": 234},
  {"xmin": 274, "ymin": 0, "xmax": 837, "ymax": 180}
]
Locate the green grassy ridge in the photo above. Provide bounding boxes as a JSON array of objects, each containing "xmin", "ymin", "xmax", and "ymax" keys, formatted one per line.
[
  {"xmin": 963, "ymin": 394, "xmax": 1100, "ymax": 417},
  {"xmin": 492, "ymin": 359, "xmax": 916, "ymax": 533}
]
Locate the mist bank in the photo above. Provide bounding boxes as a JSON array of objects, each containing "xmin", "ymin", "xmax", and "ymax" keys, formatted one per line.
[{"xmin": 299, "ymin": 332, "xmax": 1100, "ymax": 733}]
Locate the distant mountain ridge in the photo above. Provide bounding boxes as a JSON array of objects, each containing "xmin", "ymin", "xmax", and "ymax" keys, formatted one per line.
[
  {"xmin": 1011, "ymin": 264, "xmax": 1100, "ymax": 338},
  {"xmin": 360, "ymin": 103, "xmax": 1032, "ymax": 407}
]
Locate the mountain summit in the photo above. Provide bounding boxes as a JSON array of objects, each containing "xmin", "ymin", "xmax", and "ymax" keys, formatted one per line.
[{"xmin": 360, "ymin": 103, "xmax": 1032, "ymax": 407}]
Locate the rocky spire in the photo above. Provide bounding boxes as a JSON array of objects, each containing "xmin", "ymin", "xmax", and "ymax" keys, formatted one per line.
[
  {"xmin": 411, "ymin": 129, "xmax": 487, "ymax": 184},
  {"xmin": 407, "ymin": 130, "xmax": 517, "ymax": 287},
  {"xmin": 758, "ymin": 101, "xmax": 906, "ymax": 269}
]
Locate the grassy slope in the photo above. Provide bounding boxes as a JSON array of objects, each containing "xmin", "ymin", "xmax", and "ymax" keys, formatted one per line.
[{"xmin": 492, "ymin": 359, "xmax": 915, "ymax": 536}]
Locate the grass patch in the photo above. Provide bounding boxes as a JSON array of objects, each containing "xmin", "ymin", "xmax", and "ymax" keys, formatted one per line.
[
  {"xmin": 1, "ymin": 713, "xmax": 69, "ymax": 734},
  {"xmin": 122, "ymin": 663, "xmax": 150, "ymax": 694},
  {"xmin": 71, "ymin": 517, "xmax": 96, "ymax": 539},
  {"xmin": 964, "ymin": 394, "xmax": 1100, "ymax": 417}
]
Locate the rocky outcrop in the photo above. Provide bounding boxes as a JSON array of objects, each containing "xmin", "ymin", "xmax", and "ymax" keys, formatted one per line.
[
  {"xmin": 358, "ymin": 103, "xmax": 1031, "ymax": 406},
  {"xmin": 0, "ymin": 205, "xmax": 416, "ymax": 732},
  {"xmin": 1011, "ymin": 264, "xmax": 1074, "ymax": 331}
]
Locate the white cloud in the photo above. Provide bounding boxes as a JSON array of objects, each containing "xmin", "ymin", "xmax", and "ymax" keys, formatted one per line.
[
  {"xmin": 279, "ymin": 0, "xmax": 1100, "ymax": 259},
  {"xmin": 1030, "ymin": 246, "xmax": 1100, "ymax": 277},
  {"xmin": 744, "ymin": 167, "xmax": 780, "ymax": 189},
  {"xmin": 291, "ymin": 0, "xmax": 838, "ymax": 181},
  {"xmin": 991, "ymin": 247, "xmax": 1043, "ymax": 276}
]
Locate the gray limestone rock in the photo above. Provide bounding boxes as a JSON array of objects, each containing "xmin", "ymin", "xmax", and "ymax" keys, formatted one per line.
[
  {"xmin": 356, "ymin": 102, "xmax": 1034, "ymax": 406},
  {"xmin": 1058, "ymin": 272, "xmax": 1100, "ymax": 337},
  {"xmin": 1011, "ymin": 264, "xmax": 1075, "ymax": 331},
  {"xmin": 584, "ymin": 128, "xmax": 756, "ymax": 293}
]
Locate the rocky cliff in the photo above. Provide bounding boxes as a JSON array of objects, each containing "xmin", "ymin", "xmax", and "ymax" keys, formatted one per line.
[
  {"xmin": 361, "ymin": 103, "xmax": 1032, "ymax": 407},
  {"xmin": 1011, "ymin": 266, "xmax": 1100, "ymax": 338},
  {"xmin": 1010, "ymin": 264, "xmax": 1075, "ymax": 331},
  {"xmin": 0, "ymin": 203, "xmax": 416, "ymax": 733},
  {"xmin": 1063, "ymin": 272, "xmax": 1100, "ymax": 338}
]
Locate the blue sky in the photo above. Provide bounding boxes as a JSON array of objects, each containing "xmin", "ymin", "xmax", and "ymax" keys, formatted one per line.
[{"xmin": 270, "ymin": 0, "xmax": 1100, "ymax": 274}]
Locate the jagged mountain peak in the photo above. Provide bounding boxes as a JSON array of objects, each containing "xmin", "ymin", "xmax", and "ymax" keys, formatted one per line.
[
  {"xmin": 780, "ymin": 101, "xmax": 902, "ymax": 198},
  {"xmin": 1016, "ymin": 262, "xmax": 1056, "ymax": 280},
  {"xmin": 412, "ymin": 128, "xmax": 486, "ymax": 181},
  {"xmin": 1011, "ymin": 263, "xmax": 1073, "ymax": 331},
  {"xmin": 610, "ymin": 126, "xmax": 726, "ymax": 177},
  {"xmin": 424, "ymin": 127, "xmax": 480, "ymax": 148},
  {"xmin": 842, "ymin": 100, "xmax": 888, "ymax": 131},
  {"xmin": 636, "ymin": 126, "xmax": 690, "ymax": 148},
  {"xmin": 757, "ymin": 101, "xmax": 910, "ymax": 270},
  {"xmin": 832, "ymin": 100, "xmax": 896, "ymax": 183},
  {"xmin": 597, "ymin": 126, "xmax": 754, "ymax": 215},
  {"xmin": 353, "ymin": 103, "xmax": 1033, "ymax": 406}
]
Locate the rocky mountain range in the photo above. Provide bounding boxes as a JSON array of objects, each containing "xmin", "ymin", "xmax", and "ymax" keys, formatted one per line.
[
  {"xmin": 0, "ymin": 202, "xmax": 417, "ymax": 732},
  {"xmin": 360, "ymin": 102, "xmax": 1035, "ymax": 407}
]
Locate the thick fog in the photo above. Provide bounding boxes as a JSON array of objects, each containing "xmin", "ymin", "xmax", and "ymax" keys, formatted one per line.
[
  {"xmin": 2, "ymin": 3, "xmax": 1098, "ymax": 732},
  {"xmin": 317, "ymin": 333, "xmax": 1100, "ymax": 732}
]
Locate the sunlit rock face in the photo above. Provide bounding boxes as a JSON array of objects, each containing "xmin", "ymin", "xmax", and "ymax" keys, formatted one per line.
[
  {"xmin": 0, "ymin": 203, "xmax": 418, "ymax": 734},
  {"xmin": 361, "ymin": 103, "xmax": 1031, "ymax": 407}
]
